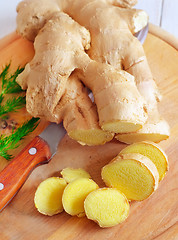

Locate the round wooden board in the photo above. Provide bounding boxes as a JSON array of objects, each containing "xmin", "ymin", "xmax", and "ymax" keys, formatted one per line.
[{"xmin": 0, "ymin": 30, "xmax": 178, "ymax": 240}]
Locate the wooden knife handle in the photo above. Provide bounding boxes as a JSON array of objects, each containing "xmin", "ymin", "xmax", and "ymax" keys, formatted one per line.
[{"xmin": 0, "ymin": 136, "xmax": 51, "ymax": 212}]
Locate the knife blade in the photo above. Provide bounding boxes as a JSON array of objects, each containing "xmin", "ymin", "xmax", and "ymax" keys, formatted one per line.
[
  {"xmin": 39, "ymin": 123, "xmax": 66, "ymax": 157},
  {"xmin": 135, "ymin": 23, "xmax": 149, "ymax": 44},
  {"xmin": 0, "ymin": 122, "xmax": 66, "ymax": 212}
]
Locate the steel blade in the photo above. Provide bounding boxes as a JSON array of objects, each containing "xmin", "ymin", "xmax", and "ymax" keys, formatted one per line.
[
  {"xmin": 39, "ymin": 122, "xmax": 66, "ymax": 156},
  {"xmin": 135, "ymin": 24, "xmax": 149, "ymax": 44}
]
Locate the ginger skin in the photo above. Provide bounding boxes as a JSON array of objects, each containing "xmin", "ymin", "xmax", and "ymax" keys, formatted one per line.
[
  {"xmin": 63, "ymin": 0, "xmax": 169, "ymax": 142},
  {"xmin": 17, "ymin": 9, "xmax": 147, "ymax": 139},
  {"xmin": 17, "ymin": 12, "xmax": 114, "ymax": 145},
  {"xmin": 16, "ymin": 0, "xmax": 169, "ymax": 144}
]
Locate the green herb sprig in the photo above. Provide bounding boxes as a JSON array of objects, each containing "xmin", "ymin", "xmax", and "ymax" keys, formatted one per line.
[
  {"xmin": 0, "ymin": 117, "xmax": 40, "ymax": 160},
  {"xmin": 0, "ymin": 63, "xmax": 24, "ymax": 95},
  {"xmin": 0, "ymin": 64, "xmax": 41, "ymax": 160},
  {"xmin": 0, "ymin": 96, "xmax": 26, "ymax": 116},
  {"xmin": 0, "ymin": 64, "xmax": 25, "ymax": 117}
]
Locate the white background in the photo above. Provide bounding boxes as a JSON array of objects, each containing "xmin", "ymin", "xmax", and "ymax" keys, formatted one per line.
[{"xmin": 0, "ymin": 0, "xmax": 178, "ymax": 39}]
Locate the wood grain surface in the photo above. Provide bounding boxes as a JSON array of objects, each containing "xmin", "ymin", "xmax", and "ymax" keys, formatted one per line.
[
  {"xmin": 149, "ymin": 23, "xmax": 178, "ymax": 50},
  {"xmin": 0, "ymin": 31, "xmax": 178, "ymax": 240}
]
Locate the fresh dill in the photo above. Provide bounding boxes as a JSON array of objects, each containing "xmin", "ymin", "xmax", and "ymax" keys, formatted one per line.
[
  {"xmin": 0, "ymin": 63, "xmax": 24, "ymax": 95},
  {"xmin": 0, "ymin": 64, "xmax": 25, "ymax": 117},
  {"xmin": 0, "ymin": 117, "xmax": 40, "ymax": 160},
  {"xmin": 0, "ymin": 64, "xmax": 40, "ymax": 160},
  {"xmin": 0, "ymin": 96, "xmax": 26, "ymax": 116}
]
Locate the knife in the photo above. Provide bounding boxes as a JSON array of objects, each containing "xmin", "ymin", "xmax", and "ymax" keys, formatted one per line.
[
  {"xmin": 0, "ymin": 122, "xmax": 66, "ymax": 212},
  {"xmin": 0, "ymin": 24, "xmax": 149, "ymax": 212},
  {"xmin": 135, "ymin": 23, "xmax": 149, "ymax": 44}
]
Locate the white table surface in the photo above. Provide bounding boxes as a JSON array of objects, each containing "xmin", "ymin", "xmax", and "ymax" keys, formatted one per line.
[{"xmin": 0, "ymin": 0, "xmax": 178, "ymax": 39}]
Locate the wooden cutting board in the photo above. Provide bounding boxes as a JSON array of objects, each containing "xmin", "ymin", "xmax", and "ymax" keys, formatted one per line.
[{"xmin": 0, "ymin": 26, "xmax": 178, "ymax": 240}]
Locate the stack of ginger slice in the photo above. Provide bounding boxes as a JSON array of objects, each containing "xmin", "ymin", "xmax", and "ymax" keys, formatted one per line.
[{"xmin": 34, "ymin": 141, "xmax": 168, "ymax": 228}]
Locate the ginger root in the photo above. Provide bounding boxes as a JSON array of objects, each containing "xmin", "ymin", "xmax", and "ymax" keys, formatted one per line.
[
  {"xmin": 61, "ymin": 168, "xmax": 91, "ymax": 183},
  {"xmin": 16, "ymin": 9, "xmax": 147, "ymax": 134},
  {"xmin": 84, "ymin": 188, "xmax": 130, "ymax": 228},
  {"xmin": 120, "ymin": 141, "xmax": 168, "ymax": 181},
  {"xmin": 66, "ymin": 0, "xmax": 169, "ymax": 142},
  {"xmin": 116, "ymin": 117, "xmax": 170, "ymax": 143},
  {"xmin": 62, "ymin": 178, "xmax": 99, "ymax": 217},
  {"xmin": 57, "ymin": 73, "xmax": 114, "ymax": 145},
  {"xmin": 16, "ymin": 0, "xmax": 169, "ymax": 144},
  {"xmin": 17, "ymin": 12, "xmax": 114, "ymax": 145},
  {"xmin": 16, "ymin": 0, "xmax": 150, "ymax": 141},
  {"xmin": 102, "ymin": 153, "xmax": 159, "ymax": 201},
  {"xmin": 34, "ymin": 177, "xmax": 67, "ymax": 216}
]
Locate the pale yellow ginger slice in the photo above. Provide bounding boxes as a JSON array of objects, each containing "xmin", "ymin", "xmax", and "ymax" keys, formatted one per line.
[
  {"xmin": 102, "ymin": 153, "xmax": 159, "ymax": 201},
  {"xmin": 68, "ymin": 129, "xmax": 114, "ymax": 146},
  {"xmin": 116, "ymin": 119, "xmax": 170, "ymax": 144},
  {"xmin": 84, "ymin": 188, "xmax": 130, "ymax": 228},
  {"xmin": 120, "ymin": 141, "xmax": 168, "ymax": 181},
  {"xmin": 34, "ymin": 177, "xmax": 67, "ymax": 216},
  {"xmin": 62, "ymin": 178, "xmax": 99, "ymax": 217},
  {"xmin": 61, "ymin": 168, "xmax": 91, "ymax": 183}
]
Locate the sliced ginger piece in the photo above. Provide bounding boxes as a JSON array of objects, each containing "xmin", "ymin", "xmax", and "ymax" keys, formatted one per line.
[
  {"xmin": 69, "ymin": 129, "xmax": 114, "ymax": 146},
  {"xmin": 84, "ymin": 188, "xmax": 130, "ymax": 228},
  {"xmin": 62, "ymin": 178, "xmax": 99, "ymax": 217},
  {"xmin": 102, "ymin": 120, "xmax": 142, "ymax": 134},
  {"xmin": 61, "ymin": 168, "xmax": 91, "ymax": 183},
  {"xmin": 102, "ymin": 153, "xmax": 159, "ymax": 201},
  {"xmin": 116, "ymin": 132, "xmax": 169, "ymax": 144},
  {"xmin": 120, "ymin": 141, "xmax": 168, "ymax": 181},
  {"xmin": 116, "ymin": 120, "xmax": 170, "ymax": 144},
  {"xmin": 34, "ymin": 177, "xmax": 67, "ymax": 216}
]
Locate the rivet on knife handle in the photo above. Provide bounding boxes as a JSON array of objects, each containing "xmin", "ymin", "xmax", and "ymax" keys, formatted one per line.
[{"xmin": 0, "ymin": 136, "xmax": 51, "ymax": 212}]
